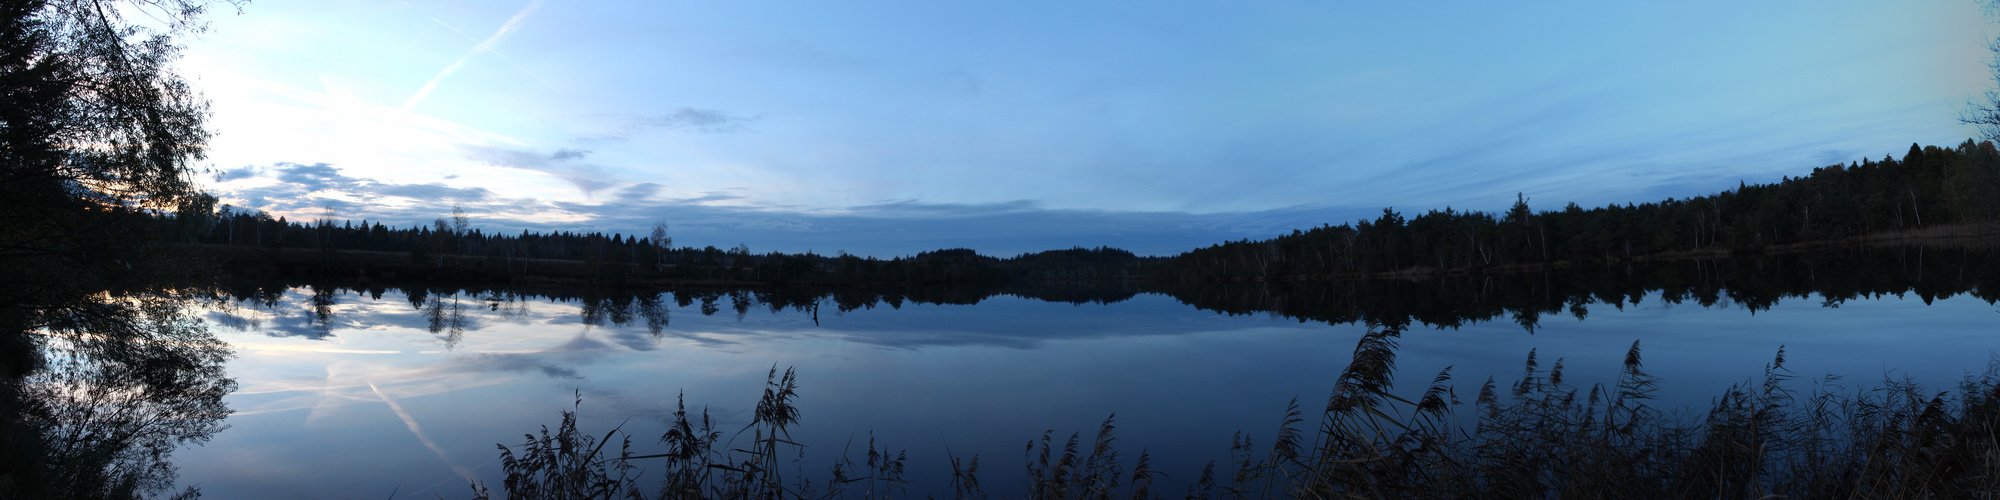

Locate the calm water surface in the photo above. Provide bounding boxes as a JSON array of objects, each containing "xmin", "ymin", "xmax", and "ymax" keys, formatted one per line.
[{"xmin": 167, "ymin": 280, "xmax": 1997, "ymax": 498}]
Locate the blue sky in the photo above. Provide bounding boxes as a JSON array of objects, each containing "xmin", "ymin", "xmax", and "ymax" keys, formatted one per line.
[{"xmin": 187, "ymin": 1, "xmax": 1991, "ymax": 257}]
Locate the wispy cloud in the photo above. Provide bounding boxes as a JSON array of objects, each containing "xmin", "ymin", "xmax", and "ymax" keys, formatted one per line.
[
  {"xmin": 614, "ymin": 182, "xmax": 662, "ymax": 201},
  {"xmin": 403, "ymin": 0, "xmax": 545, "ymax": 111},
  {"xmin": 848, "ymin": 199, "xmax": 1041, "ymax": 216},
  {"xmin": 462, "ymin": 145, "xmax": 616, "ymax": 196},
  {"xmin": 213, "ymin": 166, "xmax": 263, "ymax": 182},
  {"xmin": 671, "ymin": 191, "xmax": 745, "ymax": 204},
  {"xmin": 376, "ymin": 183, "xmax": 494, "ymax": 201},
  {"xmin": 435, "ymin": 336, "xmax": 610, "ymax": 379},
  {"xmin": 581, "ymin": 108, "xmax": 759, "ymax": 143},
  {"xmin": 640, "ymin": 108, "xmax": 755, "ymax": 133}
]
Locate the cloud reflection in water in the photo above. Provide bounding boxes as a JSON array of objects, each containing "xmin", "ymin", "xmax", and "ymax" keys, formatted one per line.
[{"xmin": 176, "ymin": 283, "xmax": 2000, "ymax": 498}]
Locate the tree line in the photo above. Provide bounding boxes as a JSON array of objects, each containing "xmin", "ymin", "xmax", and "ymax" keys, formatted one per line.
[
  {"xmin": 1166, "ymin": 141, "xmax": 2000, "ymax": 281},
  {"xmin": 202, "ymin": 140, "xmax": 2000, "ymax": 288},
  {"xmin": 198, "ymin": 207, "xmax": 1158, "ymax": 286}
]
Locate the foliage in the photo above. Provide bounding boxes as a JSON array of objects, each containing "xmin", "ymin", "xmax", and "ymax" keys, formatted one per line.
[
  {"xmin": 0, "ymin": 0, "xmax": 236, "ymax": 497},
  {"xmin": 1169, "ymin": 141, "xmax": 2000, "ymax": 281},
  {"xmin": 204, "ymin": 211, "xmax": 1134, "ymax": 286}
]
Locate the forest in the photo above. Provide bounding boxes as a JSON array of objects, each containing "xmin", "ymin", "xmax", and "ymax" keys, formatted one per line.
[
  {"xmin": 1168, "ymin": 141, "xmax": 2000, "ymax": 281},
  {"xmin": 199, "ymin": 140, "xmax": 2000, "ymax": 287}
]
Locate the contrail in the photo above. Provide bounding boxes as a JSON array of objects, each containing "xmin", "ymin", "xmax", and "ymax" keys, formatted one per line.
[
  {"xmin": 403, "ymin": 0, "xmax": 545, "ymax": 110},
  {"xmin": 368, "ymin": 380, "xmax": 476, "ymax": 483},
  {"xmin": 431, "ymin": 17, "xmax": 558, "ymax": 90}
]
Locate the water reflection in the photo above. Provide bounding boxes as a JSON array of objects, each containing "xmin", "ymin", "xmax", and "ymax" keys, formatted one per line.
[
  {"xmin": 1159, "ymin": 244, "xmax": 2000, "ymax": 332},
  {"xmin": 174, "ymin": 245, "xmax": 2000, "ymax": 497},
  {"xmin": 218, "ymin": 244, "xmax": 2000, "ymax": 345},
  {"xmin": 4, "ymin": 294, "xmax": 235, "ymax": 498}
]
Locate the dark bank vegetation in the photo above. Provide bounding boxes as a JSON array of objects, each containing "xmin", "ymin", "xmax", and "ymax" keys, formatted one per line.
[
  {"xmin": 1169, "ymin": 141, "xmax": 2000, "ymax": 282},
  {"xmin": 200, "ymin": 206, "xmax": 1157, "ymax": 288},
  {"xmin": 480, "ymin": 332, "xmax": 2000, "ymax": 499},
  {"xmin": 205, "ymin": 141, "xmax": 2000, "ymax": 290}
]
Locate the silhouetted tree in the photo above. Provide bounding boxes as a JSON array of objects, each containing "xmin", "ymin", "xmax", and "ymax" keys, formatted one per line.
[
  {"xmin": 1965, "ymin": 1, "xmax": 2000, "ymax": 142},
  {"xmin": 0, "ymin": 0, "xmax": 240, "ymax": 497}
]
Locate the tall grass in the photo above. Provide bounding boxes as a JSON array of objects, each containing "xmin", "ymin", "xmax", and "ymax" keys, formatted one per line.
[{"xmin": 488, "ymin": 330, "xmax": 2000, "ymax": 499}]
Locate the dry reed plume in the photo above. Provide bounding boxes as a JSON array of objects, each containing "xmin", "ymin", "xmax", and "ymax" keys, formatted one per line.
[{"xmin": 483, "ymin": 330, "xmax": 2000, "ymax": 499}]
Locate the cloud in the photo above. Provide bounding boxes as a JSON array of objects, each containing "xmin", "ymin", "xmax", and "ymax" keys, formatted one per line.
[
  {"xmin": 258, "ymin": 310, "xmax": 338, "ymax": 340},
  {"xmin": 848, "ymin": 199, "xmax": 1040, "ymax": 216},
  {"xmin": 447, "ymin": 355, "xmax": 582, "ymax": 379},
  {"xmin": 642, "ymin": 108, "xmax": 753, "ymax": 133},
  {"xmin": 215, "ymin": 162, "xmax": 510, "ymax": 219},
  {"xmin": 214, "ymin": 166, "xmax": 263, "ymax": 182},
  {"xmin": 1816, "ymin": 148, "xmax": 1862, "ymax": 167},
  {"xmin": 672, "ymin": 191, "xmax": 744, "ymax": 204},
  {"xmin": 431, "ymin": 334, "xmax": 619, "ymax": 380},
  {"xmin": 614, "ymin": 182, "xmax": 661, "ymax": 201},
  {"xmin": 274, "ymin": 163, "xmax": 350, "ymax": 192},
  {"xmin": 375, "ymin": 183, "xmax": 492, "ymax": 201},
  {"xmin": 581, "ymin": 108, "xmax": 759, "ymax": 143},
  {"xmin": 462, "ymin": 144, "xmax": 617, "ymax": 195}
]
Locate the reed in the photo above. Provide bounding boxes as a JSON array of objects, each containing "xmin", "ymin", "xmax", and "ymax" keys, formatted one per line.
[
  {"xmin": 488, "ymin": 332, "xmax": 2000, "ymax": 499},
  {"xmin": 489, "ymin": 391, "xmax": 643, "ymax": 500}
]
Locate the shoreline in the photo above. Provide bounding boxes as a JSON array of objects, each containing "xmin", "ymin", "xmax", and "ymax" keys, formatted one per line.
[{"xmin": 196, "ymin": 222, "xmax": 2000, "ymax": 288}]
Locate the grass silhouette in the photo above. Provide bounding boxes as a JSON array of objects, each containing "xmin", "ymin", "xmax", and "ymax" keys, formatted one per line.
[{"xmin": 481, "ymin": 329, "xmax": 2000, "ymax": 499}]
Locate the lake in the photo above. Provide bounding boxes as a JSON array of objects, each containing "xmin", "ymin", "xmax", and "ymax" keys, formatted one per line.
[{"xmin": 167, "ymin": 248, "xmax": 2000, "ymax": 498}]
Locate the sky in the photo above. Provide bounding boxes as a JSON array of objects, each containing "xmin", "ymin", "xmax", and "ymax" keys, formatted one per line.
[{"xmin": 182, "ymin": 1, "xmax": 1994, "ymax": 257}]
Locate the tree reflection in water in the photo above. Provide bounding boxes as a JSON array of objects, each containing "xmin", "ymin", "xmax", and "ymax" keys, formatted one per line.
[
  {"xmin": 423, "ymin": 292, "xmax": 467, "ymax": 349},
  {"xmin": 184, "ymin": 243, "xmax": 2000, "ymax": 496},
  {"xmin": 228, "ymin": 243, "xmax": 2000, "ymax": 342},
  {"xmin": 4, "ymin": 294, "xmax": 234, "ymax": 498}
]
